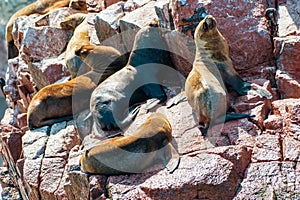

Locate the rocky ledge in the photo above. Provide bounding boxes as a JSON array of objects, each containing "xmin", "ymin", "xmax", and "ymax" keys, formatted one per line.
[{"xmin": 0, "ymin": 0, "xmax": 300, "ymax": 199}]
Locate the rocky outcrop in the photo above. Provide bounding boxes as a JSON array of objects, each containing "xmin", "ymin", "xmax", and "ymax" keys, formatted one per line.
[{"xmin": 0, "ymin": 0, "xmax": 300, "ymax": 199}]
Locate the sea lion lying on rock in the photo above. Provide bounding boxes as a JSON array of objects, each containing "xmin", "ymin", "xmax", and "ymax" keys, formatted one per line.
[
  {"xmin": 5, "ymin": 0, "xmax": 86, "ymax": 59},
  {"xmin": 27, "ymin": 45, "xmax": 126, "ymax": 129},
  {"xmin": 89, "ymin": 21, "xmax": 174, "ymax": 131},
  {"xmin": 80, "ymin": 112, "xmax": 180, "ymax": 175},
  {"xmin": 60, "ymin": 13, "xmax": 90, "ymax": 78}
]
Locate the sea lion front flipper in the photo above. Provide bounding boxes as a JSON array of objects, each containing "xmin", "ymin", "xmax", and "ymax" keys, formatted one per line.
[
  {"xmin": 166, "ymin": 92, "xmax": 186, "ymax": 108},
  {"xmin": 163, "ymin": 143, "xmax": 180, "ymax": 173},
  {"xmin": 225, "ymin": 113, "xmax": 255, "ymax": 122},
  {"xmin": 247, "ymin": 83, "xmax": 273, "ymax": 99},
  {"xmin": 144, "ymin": 98, "xmax": 162, "ymax": 110}
]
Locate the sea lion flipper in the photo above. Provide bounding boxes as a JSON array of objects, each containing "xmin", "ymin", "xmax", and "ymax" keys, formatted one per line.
[
  {"xmin": 164, "ymin": 143, "xmax": 180, "ymax": 173},
  {"xmin": 247, "ymin": 83, "xmax": 273, "ymax": 99},
  {"xmin": 225, "ymin": 113, "xmax": 255, "ymax": 122},
  {"xmin": 144, "ymin": 98, "xmax": 161, "ymax": 110},
  {"xmin": 166, "ymin": 92, "xmax": 186, "ymax": 108}
]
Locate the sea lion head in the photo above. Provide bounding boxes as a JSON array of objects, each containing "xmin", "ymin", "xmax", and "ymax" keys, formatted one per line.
[
  {"xmin": 60, "ymin": 13, "xmax": 87, "ymax": 30},
  {"xmin": 75, "ymin": 45, "xmax": 126, "ymax": 73},
  {"xmin": 194, "ymin": 15, "xmax": 218, "ymax": 42},
  {"xmin": 128, "ymin": 22, "xmax": 171, "ymax": 67},
  {"xmin": 69, "ymin": 0, "xmax": 87, "ymax": 11}
]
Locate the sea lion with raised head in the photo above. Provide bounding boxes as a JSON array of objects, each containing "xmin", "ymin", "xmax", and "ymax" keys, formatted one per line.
[
  {"xmin": 80, "ymin": 112, "xmax": 180, "ymax": 175},
  {"xmin": 5, "ymin": 0, "xmax": 87, "ymax": 59},
  {"xmin": 60, "ymin": 13, "xmax": 90, "ymax": 78},
  {"xmin": 89, "ymin": 21, "xmax": 173, "ymax": 131},
  {"xmin": 185, "ymin": 15, "xmax": 255, "ymax": 128},
  {"xmin": 27, "ymin": 45, "xmax": 126, "ymax": 129}
]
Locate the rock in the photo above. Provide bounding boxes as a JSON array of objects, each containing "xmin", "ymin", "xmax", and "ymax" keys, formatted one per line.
[
  {"xmin": 89, "ymin": 175, "xmax": 108, "ymax": 199},
  {"xmin": 252, "ymin": 134, "xmax": 282, "ymax": 162},
  {"xmin": 119, "ymin": 1, "xmax": 158, "ymax": 52},
  {"xmin": 274, "ymin": 36, "xmax": 300, "ymax": 98},
  {"xmin": 94, "ymin": 2, "xmax": 125, "ymax": 43},
  {"xmin": 235, "ymin": 162, "xmax": 300, "ymax": 199},
  {"xmin": 29, "ymin": 56, "xmax": 70, "ymax": 90},
  {"xmin": 86, "ymin": 0, "xmax": 121, "ymax": 12},
  {"xmin": 108, "ymin": 154, "xmax": 239, "ymax": 199},
  {"xmin": 155, "ymin": 0, "xmax": 172, "ymax": 29},
  {"xmin": 221, "ymin": 118, "xmax": 260, "ymax": 147},
  {"xmin": 270, "ymin": 99, "xmax": 300, "ymax": 140},
  {"xmin": 170, "ymin": 0, "xmax": 274, "ymax": 77},
  {"xmin": 64, "ymin": 171, "xmax": 89, "ymax": 200},
  {"xmin": 277, "ymin": 1, "xmax": 300, "ymax": 37},
  {"xmin": 20, "ymin": 26, "xmax": 69, "ymax": 63},
  {"xmin": 86, "ymin": 0, "xmax": 103, "ymax": 12},
  {"xmin": 123, "ymin": 0, "xmax": 151, "ymax": 12},
  {"xmin": 283, "ymin": 136, "xmax": 300, "ymax": 162}
]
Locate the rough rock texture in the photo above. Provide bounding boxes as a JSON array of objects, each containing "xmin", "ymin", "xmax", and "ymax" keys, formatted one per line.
[{"xmin": 0, "ymin": 0, "xmax": 300, "ymax": 199}]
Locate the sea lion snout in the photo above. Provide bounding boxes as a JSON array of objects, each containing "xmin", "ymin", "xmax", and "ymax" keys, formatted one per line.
[{"xmin": 202, "ymin": 15, "xmax": 216, "ymax": 32}]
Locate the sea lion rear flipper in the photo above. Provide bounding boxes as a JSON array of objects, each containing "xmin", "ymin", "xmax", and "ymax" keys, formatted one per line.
[
  {"xmin": 225, "ymin": 113, "xmax": 255, "ymax": 122},
  {"xmin": 166, "ymin": 92, "xmax": 186, "ymax": 108},
  {"xmin": 163, "ymin": 143, "xmax": 180, "ymax": 173}
]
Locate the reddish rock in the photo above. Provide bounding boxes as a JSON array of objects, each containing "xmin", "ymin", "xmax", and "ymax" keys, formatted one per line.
[
  {"xmin": 200, "ymin": 145, "xmax": 252, "ymax": 179},
  {"xmin": 89, "ymin": 175, "xmax": 108, "ymax": 199},
  {"xmin": 170, "ymin": 0, "xmax": 273, "ymax": 77},
  {"xmin": 108, "ymin": 154, "xmax": 239, "ymax": 199},
  {"xmin": 23, "ymin": 158, "xmax": 42, "ymax": 200},
  {"xmin": 39, "ymin": 157, "xmax": 66, "ymax": 200},
  {"xmin": 252, "ymin": 134, "xmax": 282, "ymax": 162},
  {"xmin": 123, "ymin": 0, "xmax": 151, "ymax": 12},
  {"xmin": 283, "ymin": 136, "xmax": 300, "ymax": 161},
  {"xmin": 86, "ymin": 0, "xmax": 122, "ymax": 12},
  {"xmin": 64, "ymin": 171, "xmax": 90, "ymax": 200},
  {"xmin": 221, "ymin": 118, "xmax": 260, "ymax": 147},
  {"xmin": 87, "ymin": 13, "xmax": 100, "ymax": 45},
  {"xmin": 119, "ymin": 1, "xmax": 158, "ymax": 52},
  {"xmin": 271, "ymin": 99, "xmax": 300, "ymax": 140},
  {"xmin": 20, "ymin": 26, "xmax": 69, "ymax": 63},
  {"xmin": 94, "ymin": 2, "xmax": 125, "ymax": 43},
  {"xmin": 0, "ymin": 124, "xmax": 23, "ymax": 163},
  {"xmin": 86, "ymin": 0, "xmax": 103, "ymax": 12},
  {"xmin": 278, "ymin": 2, "xmax": 300, "ymax": 37},
  {"xmin": 274, "ymin": 36, "xmax": 300, "ymax": 98},
  {"xmin": 235, "ymin": 162, "xmax": 300, "ymax": 199}
]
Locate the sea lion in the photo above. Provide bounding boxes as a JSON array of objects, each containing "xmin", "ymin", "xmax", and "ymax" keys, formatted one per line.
[
  {"xmin": 60, "ymin": 13, "xmax": 90, "ymax": 78},
  {"xmin": 185, "ymin": 15, "xmax": 254, "ymax": 128},
  {"xmin": 27, "ymin": 45, "xmax": 126, "ymax": 129},
  {"xmin": 80, "ymin": 112, "xmax": 180, "ymax": 175},
  {"xmin": 5, "ymin": 0, "xmax": 87, "ymax": 59},
  {"xmin": 89, "ymin": 22, "xmax": 173, "ymax": 131}
]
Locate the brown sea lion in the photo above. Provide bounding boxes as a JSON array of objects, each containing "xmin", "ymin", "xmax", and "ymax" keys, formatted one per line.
[
  {"xmin": 80, "ymin": 112, "xmax": 180, "ymax": 175},
  {"xmin": 27, "ymin": 45, "xmax": 126, "ymax": 129},
  {"xmin": 60, "ymin": 13, "xmax": 90, "ymax": 78},
  {"xmin": 185, "ymin": 15, "xmax": 254, "ymax": 128},
  {"xmin": 198, "ymin": 16, "xmax": 272, "ymax": 99},
  {"xmin": 89, "ymin": 22, "xmax": 174, "ymax": 131},
  {"xmin": 5, "ymin": 0, "xmax": 87, "ymax": 59}
]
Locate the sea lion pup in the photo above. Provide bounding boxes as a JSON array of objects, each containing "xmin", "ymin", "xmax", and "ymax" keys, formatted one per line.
[
  {"xmin": 89, "ymin": 21, "xmax": 173, "ymax": 131},
  {"xmin": 5, "ymin": 0, "xmax": 87, "ymax": 59},
  {"xmin": 27, "ymin": 45, "xmax": 126, "ymax": 129},
  {"xmin": 185, "ymin": 15, "xmax": 254, "ymax": 128},
  {"xmin": 60, "ymin": 13, "xmax": 90, "ymax": 78},
  {"xmin": 80, "ymin": 112, "xmax": 180, "ymax": 175}
]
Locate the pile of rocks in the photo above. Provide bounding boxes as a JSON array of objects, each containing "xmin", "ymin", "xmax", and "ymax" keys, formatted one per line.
[{"xmin": 0, "ymin": 0, "xmax": 300, "ymax": 199}]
